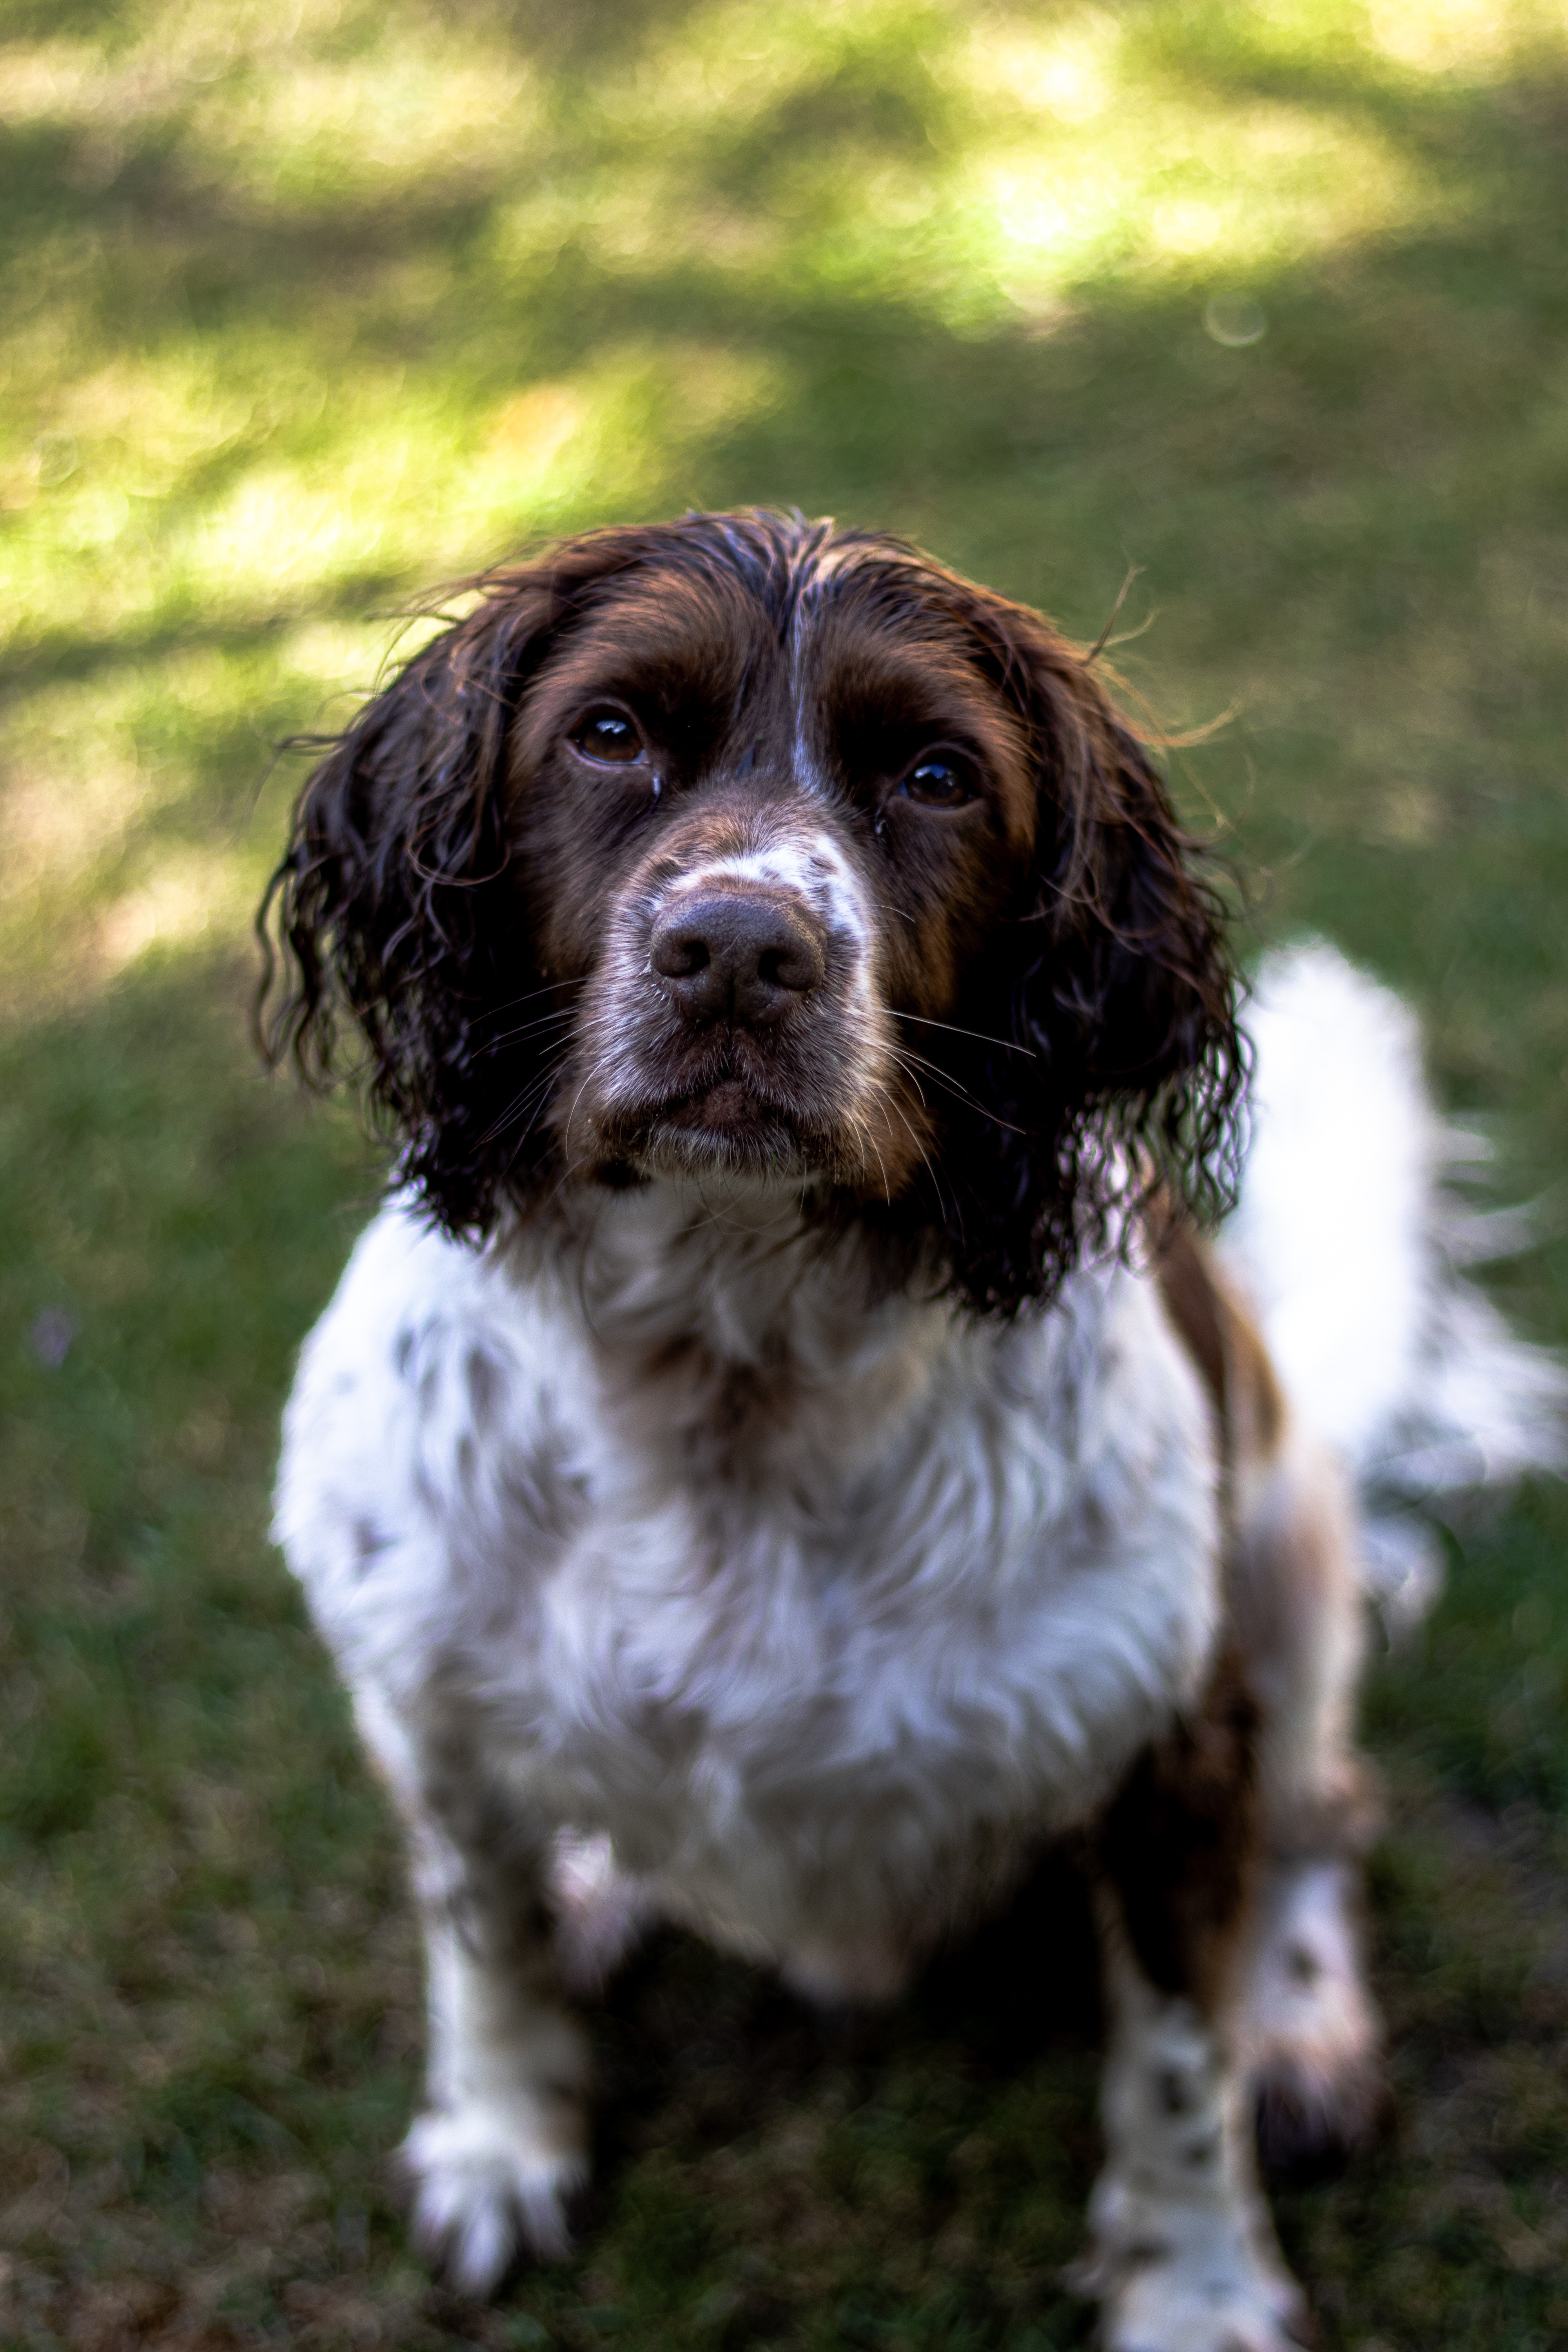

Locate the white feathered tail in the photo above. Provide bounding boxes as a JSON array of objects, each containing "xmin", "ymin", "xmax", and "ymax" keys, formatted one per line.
[{"xmin": 1221, "ymin": 942, "xmax": 1566, "ymax": 1632}]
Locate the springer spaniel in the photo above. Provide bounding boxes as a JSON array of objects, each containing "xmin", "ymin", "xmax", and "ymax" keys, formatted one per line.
[{"xmin": 261, "ymin": 511, "xmax": 1560, "ymax": 2350}]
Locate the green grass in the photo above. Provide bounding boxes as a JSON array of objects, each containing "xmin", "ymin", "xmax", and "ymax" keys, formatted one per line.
[{"xmin": 3, "ymin": 1, "xmax": 1568, "ymax": 2344}]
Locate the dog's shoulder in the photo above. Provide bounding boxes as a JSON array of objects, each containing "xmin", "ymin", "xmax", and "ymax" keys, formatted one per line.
[{"xmin": 273, "ymin": 1199, "xmax": 591, "ymax": 1669}]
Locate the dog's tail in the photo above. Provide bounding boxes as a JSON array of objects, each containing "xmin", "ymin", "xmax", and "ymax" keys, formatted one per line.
[{"xmin": 1220, "ymin": 940, "xmax": 1566, "ymax": 1630}]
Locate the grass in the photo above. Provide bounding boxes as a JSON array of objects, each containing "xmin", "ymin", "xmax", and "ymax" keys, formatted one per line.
[{"xmin": 2, "ymin": 1, "xmax": 1567, "ymax": 2344}]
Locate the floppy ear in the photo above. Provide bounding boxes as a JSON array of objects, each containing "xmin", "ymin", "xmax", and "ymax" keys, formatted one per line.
[
  {"xmin": 918, "ymin": 597, "xmax": 1245, "ymax": 1314},
  {"xmin": 257, "ymin": 536, "xmax": 646, "ymax": 1234}
]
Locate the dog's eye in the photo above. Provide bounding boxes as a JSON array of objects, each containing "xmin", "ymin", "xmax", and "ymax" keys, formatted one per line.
[
  {"xmin": 900, "ymin": 754, "xmax": 973, "ymax": 809},
  {"xmin": 572, "ymin": 709, "xmax": 646, "ymax": 766}
]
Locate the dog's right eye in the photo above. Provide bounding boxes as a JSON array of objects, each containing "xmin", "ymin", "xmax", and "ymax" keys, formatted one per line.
[{"xmin": 571, "ymin": 709, "xmax": 646, "ymax": 766}]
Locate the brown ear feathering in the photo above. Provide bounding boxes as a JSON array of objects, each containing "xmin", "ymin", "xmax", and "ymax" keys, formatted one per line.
[
  {"xmin": 256, "ymin": 510, "xmax": 1245, "ymax": 1312},
  {"xmin": 852, "ymin": 555, "xmax": 1245, "ymax": 1312},
  {"xmin": 256, "ymin": 530, "xmax": 667, "ymax": 1234}
]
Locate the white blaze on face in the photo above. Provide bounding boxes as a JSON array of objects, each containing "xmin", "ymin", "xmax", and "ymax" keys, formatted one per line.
[{"xmin": 658, "ymin": 825, "xmax": 873, "ymax": 960}]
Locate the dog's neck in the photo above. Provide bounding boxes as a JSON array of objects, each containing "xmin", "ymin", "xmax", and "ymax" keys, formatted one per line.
[
  {"xmin": 506, "ymin": 1175, "xmax": 964, "ymax": 1484},
  {"xmin": 505, "ymin": 1174, "xmax": 942, "ymax": 1381}
]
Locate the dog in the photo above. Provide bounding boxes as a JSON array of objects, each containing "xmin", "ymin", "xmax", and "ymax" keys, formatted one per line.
[{"xmin": 260, "ymin": 510, "xmax": 1562, "ymax": 2349}]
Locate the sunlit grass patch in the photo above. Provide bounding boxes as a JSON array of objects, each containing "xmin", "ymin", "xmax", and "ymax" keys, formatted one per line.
[
  {"xmin": 966, "ymin": 14, "xmax": 1456, "ymax": 307},
  {"xmin": 0, "ymin": 638, "xmax": 347, "ymax": 1012}
]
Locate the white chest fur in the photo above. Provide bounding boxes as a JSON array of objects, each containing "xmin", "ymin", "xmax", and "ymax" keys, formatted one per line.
[{"xmin": 275, "ymin": 1193, "xmax": 1221, "ymax": 1971}]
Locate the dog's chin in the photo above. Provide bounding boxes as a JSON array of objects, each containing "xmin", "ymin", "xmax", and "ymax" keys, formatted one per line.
[{"xmin": 588, "ymin": 1079, "xmax": 836, "ymax": 1189}]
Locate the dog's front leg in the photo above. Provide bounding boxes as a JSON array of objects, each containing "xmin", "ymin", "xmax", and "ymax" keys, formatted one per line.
[
  {"xmin": 1077, "ymin": 1657, "xmax": 1311, "ymax": 2352},
  {"xmin": 392, "ymin": 1754, "xmax": 590, "ymax": 2294}
]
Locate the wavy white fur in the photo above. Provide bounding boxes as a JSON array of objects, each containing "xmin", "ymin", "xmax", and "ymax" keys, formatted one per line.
[{"xmin": 1223, "ymin": 942, "xmax": 1566, "ymax": 1629}]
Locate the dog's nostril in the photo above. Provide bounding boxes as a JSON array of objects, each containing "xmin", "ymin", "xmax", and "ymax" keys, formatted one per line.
[{"xmin": 654, "ymin": 933, "xmax": 711, "ymax": 980}]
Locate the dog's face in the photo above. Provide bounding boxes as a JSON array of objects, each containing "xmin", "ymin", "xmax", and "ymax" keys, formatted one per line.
[
  {"xmin": 510, "ymin": 553, "xmax": 1038, "ymax": 1192},
  {"xmin": 261, "ymin": 512, "xmax": 1240, "ymax": 1308}
]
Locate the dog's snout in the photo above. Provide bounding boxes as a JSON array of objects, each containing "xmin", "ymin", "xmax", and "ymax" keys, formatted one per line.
[{"xmin": 650, "ymin": 891, "xmax": 827, "ymax": 1028}]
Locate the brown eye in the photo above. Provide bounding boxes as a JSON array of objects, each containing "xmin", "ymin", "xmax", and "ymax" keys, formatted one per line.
[
  {"xmin": 901, "ymin": 754, "xmax": 972, "ymax": 809},
  {"xmin": 572, "ymin": 708, "xmax": 645, "ymax": 765}
]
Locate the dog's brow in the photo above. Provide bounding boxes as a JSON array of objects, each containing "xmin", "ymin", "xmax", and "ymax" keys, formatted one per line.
[{"xmin": 787, "ymin": 604, "xmax": 830, "ymax": 801}]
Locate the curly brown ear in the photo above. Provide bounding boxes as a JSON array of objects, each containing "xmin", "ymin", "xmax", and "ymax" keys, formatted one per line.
[
  {"xmin": 905, "ymin": 594, "xmax": 1245, "ymax": 1313},
  {"xmin": 256, "ymin": 533, "xmax": 654, "ymax": 1233}
]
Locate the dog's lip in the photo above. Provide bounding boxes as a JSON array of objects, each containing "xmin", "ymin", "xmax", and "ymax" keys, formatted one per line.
[
  {"xmin": 603, "ymin": 1051, "xmax": 811, "ymax": 1125},
  {"xmin": 656, "ymin": 1078, "xmax": 782, "ymax": 1131},
  {"xmin": 592, "ymin": 1073, "xmax": 835, "ymax": 1165}
]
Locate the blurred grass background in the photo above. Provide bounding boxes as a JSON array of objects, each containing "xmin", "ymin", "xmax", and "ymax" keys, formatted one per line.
[{"xmin": 2, "ymin": 1, "xmax": 1568, "ymax": 2346}]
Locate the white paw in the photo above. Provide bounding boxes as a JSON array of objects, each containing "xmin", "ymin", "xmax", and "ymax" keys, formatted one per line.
[
  {"xmin": 399, "ymin": 2102, "xmax": 588, "ymax": 2293},
  {"xmin": 1100, "ymin": 2262, "xmax": 1310, "ymax": 2352},
  {"xmin": 1073, "ymin": 2171, "xmax": 1311, "ymax": 2352},
  {"xmin": 1085, "ymin": 2220, "xmax": 1311, "ymax": 2352},
  {"xmin": 1243, "ymin": 1860, "xmax": 1383, "ymax": 2168}
]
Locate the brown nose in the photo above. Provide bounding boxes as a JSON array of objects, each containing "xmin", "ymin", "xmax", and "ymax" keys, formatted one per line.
[{"xmin": 650, "ymin": 891, "xmax": 827, "ymax": 1028}]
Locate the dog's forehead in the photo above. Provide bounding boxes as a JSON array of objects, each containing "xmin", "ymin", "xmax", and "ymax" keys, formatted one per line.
[
  {"xmin": 538, "ymin": 564, "xmax": 779, "ymax": 720},
  {"xmin": 534, "ymin": 543, "xmax": 995, "ymax": 734},
  {"xmin": 793, "ymin": 581, "xmax": 1009, "ymax": 733}
]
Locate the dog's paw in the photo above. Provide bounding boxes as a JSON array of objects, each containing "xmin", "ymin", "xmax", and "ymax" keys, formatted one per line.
[
  {"xmin": 1254, "ymin": 2043, "xmax": 1386, "ymax": 2182},
  {"xmin": 1082, "ymin": 2225, "xmax": 1312, "ymax": 2352},
  {"xmin": 1242, "ymin": 1860, "xmax": 1384, "ymax": 2180},
  {"xmin": 1071, "ymin": 2176, "xmax": 1312, "ymax": 2352},
  {"xmin": 399, "ymin": 2103, "xmax": 588, "ymax": 2294}
]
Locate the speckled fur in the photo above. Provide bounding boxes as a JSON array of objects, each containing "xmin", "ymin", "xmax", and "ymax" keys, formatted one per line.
[{"xmin": 280, "ymin": 1191, "xmax": 1223, "ymax": 1969}]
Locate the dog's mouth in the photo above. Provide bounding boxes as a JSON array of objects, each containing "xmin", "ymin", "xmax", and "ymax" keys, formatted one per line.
[
  {"xmin": 659, "ymin": 1076, "xmax": 779, "ymax": 1136},
  {"xmin": 588, "ymin": 1072, "xmax": 831, "ymax": 1181}
]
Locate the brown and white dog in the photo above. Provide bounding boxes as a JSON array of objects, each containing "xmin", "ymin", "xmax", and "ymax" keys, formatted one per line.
[{"xmin": 261, "ymin": 511, "xmax": 1560, "ymax": 2349}]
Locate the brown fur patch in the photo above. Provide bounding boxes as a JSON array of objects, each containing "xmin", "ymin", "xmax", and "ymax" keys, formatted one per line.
[
  {"xmin": 1152, "ymin": 1207, "xmax": 1287, "ymax": 1507},
  {"xmin": 1100, "ymin": 1650, "xmax": 1261, "ymax": 2015},
  {"xmin": 1153, "ymin": 1216, "xmax": 1230, "ymax": 1433}
]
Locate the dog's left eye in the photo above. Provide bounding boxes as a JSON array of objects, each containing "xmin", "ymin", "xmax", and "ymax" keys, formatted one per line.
[
  {"xmin": 901, "ymin": 754, "xmax": 973, "ymax": 809},
  {"xmin": 572, "ymin": 709, "xmax": 646, "ymax": 766}
]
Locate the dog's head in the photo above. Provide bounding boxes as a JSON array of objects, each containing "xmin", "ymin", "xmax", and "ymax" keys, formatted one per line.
[{"xmin": 260, "ymin": 510, "xmax": 1241, "ymax": 1310}]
